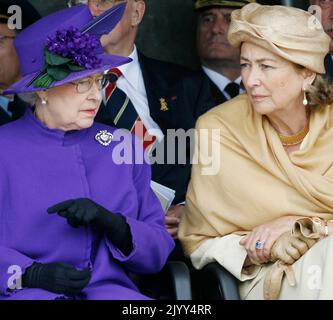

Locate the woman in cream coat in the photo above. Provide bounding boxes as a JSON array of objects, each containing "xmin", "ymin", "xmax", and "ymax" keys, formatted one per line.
[{"xmin": 179, "ymin": 3, "xmax": 333, "ymax": 300}]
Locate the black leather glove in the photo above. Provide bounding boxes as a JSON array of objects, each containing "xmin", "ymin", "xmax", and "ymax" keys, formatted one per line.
[
  {"xmin": 22, "ymin": 262, "xmax": 91, "ymax": 297},
  {"xmin": 47, "ymin": 198, "xmax": 133, "ymax": 255}
]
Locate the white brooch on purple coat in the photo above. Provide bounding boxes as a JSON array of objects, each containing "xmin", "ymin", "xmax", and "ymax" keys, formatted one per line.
[{"xmin": 95, "ymin": 130, "xmax": 113, "ymax": 146}]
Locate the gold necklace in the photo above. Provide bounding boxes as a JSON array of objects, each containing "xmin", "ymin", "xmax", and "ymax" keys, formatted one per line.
[{"xmin": 278, "ymin": 123, "xmax": 309, "ymax": 146}]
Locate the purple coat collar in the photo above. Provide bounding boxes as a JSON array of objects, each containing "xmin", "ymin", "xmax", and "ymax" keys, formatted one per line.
[{"xmin": 23, "ymin": 107, "xmax": 89, "ymax": 146}]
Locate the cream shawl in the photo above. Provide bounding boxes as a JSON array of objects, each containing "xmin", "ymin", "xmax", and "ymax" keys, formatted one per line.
[{"xmin": 179, "ymin": 94, "xmax": 333, "ymax": 256}]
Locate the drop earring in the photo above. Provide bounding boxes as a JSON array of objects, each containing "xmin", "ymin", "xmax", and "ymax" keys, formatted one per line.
[
  {"xmin": 302, "ymin": 90, "xmax": 308, "ymax": 106},
  {"xmin": 41, "ymin": 98, "xmax": 47, "ymax": 105}
]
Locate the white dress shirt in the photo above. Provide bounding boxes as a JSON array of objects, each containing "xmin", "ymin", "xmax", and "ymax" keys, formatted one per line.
[
  {"xmin": 202, "ymin": 66, "xmax": 243, "ymax": 100},
  {"xmin": 103, "ymin": 47, "xmax": 164, "ymax": 142}
]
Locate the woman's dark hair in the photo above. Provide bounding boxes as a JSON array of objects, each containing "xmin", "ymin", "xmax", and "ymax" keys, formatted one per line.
[
  {"xmin": 307, "ymin": 75, "xmax": 333, "ymax": 110},
  {"xmin": 294, "ymin": 63, "xmax": 333, "ymax": 110}
]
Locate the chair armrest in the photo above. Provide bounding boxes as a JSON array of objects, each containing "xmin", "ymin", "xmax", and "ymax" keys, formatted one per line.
[
  {"xmin": 130, "ymin": 260, "xmax": 192, "ymax": 300},
  {"xmin": 163, "ymin": 260, "xmax": 192, "ymax": 300},
  {"xmin": 200, "ymin": 262, "xmax": 240, "ymax": 300}
]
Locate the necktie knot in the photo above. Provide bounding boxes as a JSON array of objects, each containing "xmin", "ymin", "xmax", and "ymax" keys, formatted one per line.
[
  {"xmin": 224, "ymin": 82, "xmax": 240, "ymax": 99},
  {"xmin": 108, "ymin": 68, "xmax": 122, "ymax": 83}
]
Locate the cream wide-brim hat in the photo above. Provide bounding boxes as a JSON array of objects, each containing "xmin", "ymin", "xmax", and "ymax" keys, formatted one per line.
[{"xmin": 228, "ymin": 3, "xmax": 331, "ymax": 74}]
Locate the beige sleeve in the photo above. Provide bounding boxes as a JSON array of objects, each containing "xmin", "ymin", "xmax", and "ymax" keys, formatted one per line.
[{"xmin": 190, "ymin": 234, "xmax": 262, "ymax": 282}]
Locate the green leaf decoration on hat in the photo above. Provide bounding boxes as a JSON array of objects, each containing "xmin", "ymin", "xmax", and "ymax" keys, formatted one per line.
[
  {"xmin": 32, "ymin": 72, "xmax": 54, "ymax": 89},
  {"xmin": 45, "ymin": 50, "xmax": 71, "ymax": 66},
  {"xmin": 32, "ymin": 49, "xmax": 85, "ymax": 89},
  {"xmin": 47, "ymin": 66, "xmax": 71, "ymax": 81},
  {"xmin": 68, "ymin": 64, "xmax": 86, "ymax": 72}
]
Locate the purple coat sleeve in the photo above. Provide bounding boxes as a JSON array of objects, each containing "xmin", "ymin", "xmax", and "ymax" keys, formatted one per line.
[
  {"xmin": 0, "ymin": 158, "xmax": 35, "ymax": 296},
  {"xmin": 105, "ymin": 139, "xmax": 175, "ymax": 274},
  {"xmin": 0, "ymin": 247, "xmax": 35, "ymax": 295},
  {"xmin": 0, "ymin": 156, "xmax": 35, "ymax": 295},
  {"xmin": 0, "ymin": 247, "xmax": 63, "ymax": 299}
]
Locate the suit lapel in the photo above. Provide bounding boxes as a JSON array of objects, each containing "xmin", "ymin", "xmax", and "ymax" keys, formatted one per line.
[
  {"xmin": 324, "ymin": 54, "xmax": 333, "ymax": 81},
  {"xmin": 138, "ymin": 52, "xmax": 177, "ymax": 132},
  {"xmin": 10, "ymin": 96, "xmax": 28, "ymax": 120},
  {"xmin": 0, "ymin": 94, "xmax": 29, "ymax": 126},
  {"xmin": 207, "ymin": 77, "xmax": 228, "ymax": 105}
]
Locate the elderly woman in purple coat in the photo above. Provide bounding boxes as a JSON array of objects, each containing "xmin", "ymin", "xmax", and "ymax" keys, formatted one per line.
[{"xmin": 0, "ymin": 3, "xmax": 174, "ymax": 300}]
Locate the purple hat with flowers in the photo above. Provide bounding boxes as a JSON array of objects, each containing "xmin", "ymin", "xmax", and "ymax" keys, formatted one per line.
[{"xmin": 4, "ymin": 3, "xmax": 131, "ymax": 94}]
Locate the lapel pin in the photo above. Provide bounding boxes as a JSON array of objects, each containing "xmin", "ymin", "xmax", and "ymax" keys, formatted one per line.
[{"xmin": 159, "ymin": 98, "xmax": 169, "ymax": 111}]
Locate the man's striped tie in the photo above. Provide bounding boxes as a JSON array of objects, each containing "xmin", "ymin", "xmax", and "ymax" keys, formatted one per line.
[{"xmin": 104, "ymin": 68, "xmax": 156, "ymax": 151}]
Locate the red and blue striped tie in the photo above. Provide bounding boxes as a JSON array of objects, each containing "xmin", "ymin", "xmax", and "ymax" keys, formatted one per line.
[{"xmin": 105, "ymin": 68, "xmax": 156, "ymax": 151}]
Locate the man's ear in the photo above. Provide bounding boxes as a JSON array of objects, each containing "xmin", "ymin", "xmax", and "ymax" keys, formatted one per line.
[{"xmin": 131, "ymin": 0, "xmax": 145, "ymax": 27}]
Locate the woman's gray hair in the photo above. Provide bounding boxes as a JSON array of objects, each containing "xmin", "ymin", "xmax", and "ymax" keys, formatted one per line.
[
  {"xmin": 17, "ymin": 92, "xmax": 38, "ymax": 106},
  {"xmin": 67, "ymin": 0, "xmax": 88, "ymax": 7}
]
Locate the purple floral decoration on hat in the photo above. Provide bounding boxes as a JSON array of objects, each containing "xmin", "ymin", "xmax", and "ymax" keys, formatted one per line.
[{"xmin": 33, "ymin": 26, "xmax": 103, "ymax": 89}]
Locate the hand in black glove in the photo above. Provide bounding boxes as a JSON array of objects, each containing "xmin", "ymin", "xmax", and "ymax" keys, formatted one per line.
[
  {"xmin": 22, "ymin": 262, "xmax": 91, "ymax": 297},
  {"xmin": 47, "ymin": 198, "xmax": 133, "ymax": 255}
]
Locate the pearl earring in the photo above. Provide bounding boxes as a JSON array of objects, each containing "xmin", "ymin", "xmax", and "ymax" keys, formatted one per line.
[
  {"xmin": 302, "ymin": 90, "xmax": 308, "ymax": 106},
  {"xmin": 41, "ymin": 98, "xmax": 47, "ymax": 105}
]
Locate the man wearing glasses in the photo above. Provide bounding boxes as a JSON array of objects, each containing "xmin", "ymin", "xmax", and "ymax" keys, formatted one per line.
[
  {"xmin": 0, "ymin": 0, "xmax": 40, "ymax": 125},
  {"xmin": 309, "ymin": 0, "xmax": 333, "ymax": 80}
]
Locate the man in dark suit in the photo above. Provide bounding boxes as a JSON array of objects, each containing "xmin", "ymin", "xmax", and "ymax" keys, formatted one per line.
[
  {"xmin": 0, "ymin": 95, "xmax": 28, "ymax": 126},
  {"xmin": 0, "ymin": 0, "xmax": 41, "ymax": 125},
  {"xmin": 194, "ymin": 0, "xmax": 254, "ymax": 104},
  {"xmin": 88, "ymin": 0, "xmax": 215, "ymax": 241},
  {"xmin": 309, "ymin": 0, "xmax": 333, "ymax": 80}
]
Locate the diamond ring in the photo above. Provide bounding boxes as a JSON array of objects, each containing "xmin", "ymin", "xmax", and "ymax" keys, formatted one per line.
[{"xmin": 255, "ymin": 240, "xmax": 265, "ymax": 250}]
